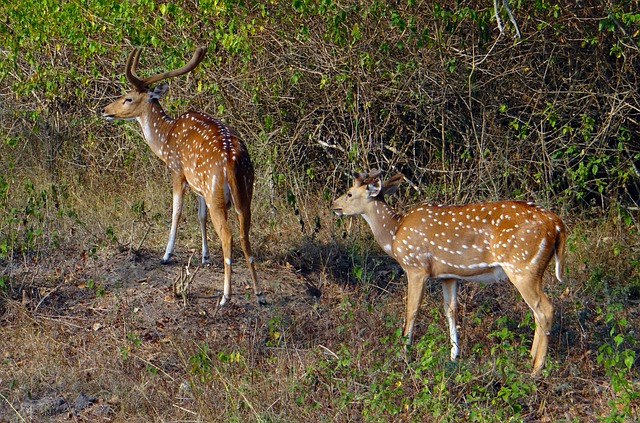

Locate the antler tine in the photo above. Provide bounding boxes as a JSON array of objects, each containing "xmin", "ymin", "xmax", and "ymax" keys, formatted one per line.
[
  {"xmin": 140, "ymin": 46, "xmax": 207, "ymax": 87},
  {"xmin": 131, "ymin": 48, "xmax": 142, "ymax": 74},
  {"xmin": 125, "ymin": 48, "xmax": 146, "ymax": 92}
]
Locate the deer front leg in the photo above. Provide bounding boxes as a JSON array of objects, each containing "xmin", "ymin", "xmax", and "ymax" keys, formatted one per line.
[
  {"xmin": 403, "ymin": 269, "xmax": 427, "ymax": 347},
  {"xmin": 196, "ymin": 195, "xmax": 211, "ymax": 264},
  {"xmin": 162, "ymin": 178, "xmax": 186, "ymax": 264},
  {"xmin": 442, "ymin": 278, "xmax": 459, "ymax": 361}
]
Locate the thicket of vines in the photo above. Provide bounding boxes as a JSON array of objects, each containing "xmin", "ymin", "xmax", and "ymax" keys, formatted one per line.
[{"xmin": 1, "ymin": 0, "xmax": 639, "ymax": 216}]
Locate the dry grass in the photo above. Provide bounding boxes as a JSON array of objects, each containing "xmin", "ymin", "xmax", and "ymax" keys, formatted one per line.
[{"xmin": 1, "ymin": 168, "xmax": 639, "ymax": 422}]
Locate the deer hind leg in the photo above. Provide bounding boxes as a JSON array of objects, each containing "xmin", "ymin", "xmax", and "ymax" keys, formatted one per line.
[
  {"xmin": 208, "ymin": 201, "xmax": 233, "ymax": 306},
  {"xmin": 196, "ymin": 195, "xmax": 211, "ymax": 264},
  {"xmin": 403, "ymin": 269, "xmax": 427, "ymax": 347},
  {"xmin": 162, "ymin": 178, "xmax": 187, "ymax": 264},
  {"xmin": 237, "ymin": 207, "xmax": 266, "ymax": 305},
  {"xmin": 442, "ymin": 279, "xmax": 459, "ymax": 361},
  {"xmin": 531, "ymin": 289, "xmax": 554, "ymax": 375},
  {"xmin": 509, "ymin": 273, "xmax": 554, "ymax": 376}
]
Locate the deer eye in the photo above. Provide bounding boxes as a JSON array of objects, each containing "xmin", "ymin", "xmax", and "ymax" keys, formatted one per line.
[
  {"xmin": 124, "ymin": 97, "xmax": 133, "ymax": 103},
  {"xmin": 347, "ymin": 193, "xmax": 353, "ymax": 198}
]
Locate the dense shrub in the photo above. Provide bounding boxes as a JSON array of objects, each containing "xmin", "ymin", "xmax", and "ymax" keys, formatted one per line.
[{"xmin": 1, "ymin": 0, "xmax": 638, "ymax": 210}]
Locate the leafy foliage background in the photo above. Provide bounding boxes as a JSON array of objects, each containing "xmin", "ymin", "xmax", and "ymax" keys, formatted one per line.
[{"xmin": 1, "ymin": 0, "xmax": 638, "ymax": 211}]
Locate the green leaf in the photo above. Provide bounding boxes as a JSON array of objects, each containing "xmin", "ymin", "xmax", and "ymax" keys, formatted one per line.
[{"xmin": 624, "ymin": 353, "xmax": 635, "ymax": 370}]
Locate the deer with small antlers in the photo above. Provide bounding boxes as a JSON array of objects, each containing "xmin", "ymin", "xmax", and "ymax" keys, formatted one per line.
[
  {"xmin": 102, "ymin": 46, "xmax": 265, "ymax": 306},
  {"xmin": 332, "ymin": 170, "xmax": 566, "ymax": 375}
]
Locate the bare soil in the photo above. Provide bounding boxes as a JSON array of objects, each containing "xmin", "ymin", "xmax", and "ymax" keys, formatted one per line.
[
  {"xmin": 0, "ymin": 245, "xmax": 328, "ymax": 422},
  {"xmin": 1, "ymin": 239, "xmax": 638, "ymax": 422}
]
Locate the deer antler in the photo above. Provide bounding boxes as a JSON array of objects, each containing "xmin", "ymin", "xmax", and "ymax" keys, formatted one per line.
[
  {"xmin": 125, "ymin": 48, "xmax": 144, "ymax": 91},
  {"xmin": 126, "ymin": 46, "xmax": 207, "ymax": 91}
]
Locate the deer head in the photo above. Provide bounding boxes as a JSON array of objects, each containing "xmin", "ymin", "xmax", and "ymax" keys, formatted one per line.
[{"xmin": 102, "ymin": 46, "xmax": 206, "ymax": 121}]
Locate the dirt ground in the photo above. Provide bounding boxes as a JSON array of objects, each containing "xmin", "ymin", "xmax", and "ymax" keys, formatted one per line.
[
  {"xmin": 1, "ymin": 237, "xmax": 638, "ymax": 421},
  {"xmin": 0, "ymin": 244, "xmax": 332, "ymax": 421}
]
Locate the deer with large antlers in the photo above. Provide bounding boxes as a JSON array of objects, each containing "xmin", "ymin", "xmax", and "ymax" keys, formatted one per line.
[
  {"xmin": 332, "ymin": 170, "xmax": 566, "ymax": 375},
  {"xmin": 102, "ymin": 47, "xmax": 265, "ymax": 306}
]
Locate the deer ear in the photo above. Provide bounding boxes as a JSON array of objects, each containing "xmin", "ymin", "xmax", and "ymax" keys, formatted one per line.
[
  {"xmin": 368, "ymin": 169, "xmax": 383, "ymax": 180},
  {"xmin": 366, "ymin": 179, "xmax": 383, "ymax": 198},
  {"xmin": 380, "ymin": 173, "xmax": 404, "ymax": 196},
  {"xmin": 149, "ymin": 82, "xmax": 169, "ymax": 100},
  {"xmin": 352, "ymin": 171, "xmax": 368, "ymax": 187}
]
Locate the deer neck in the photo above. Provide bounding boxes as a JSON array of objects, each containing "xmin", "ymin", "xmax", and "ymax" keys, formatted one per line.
[
  {"xmin": 137, "ymin": 100, "xmax": 175, "ymax": 162},
  {"xmin": 362, "ymin": 200, "xmax": 401, "ymax": 256}
]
